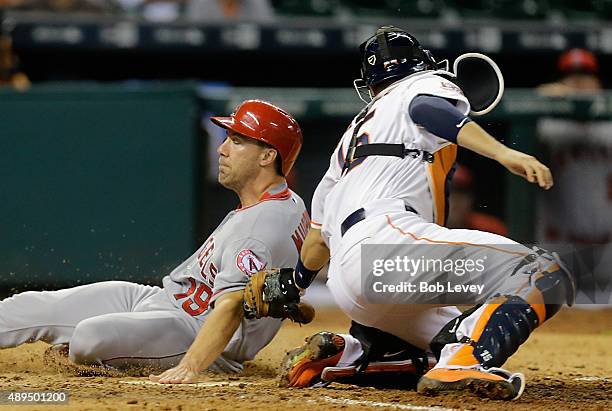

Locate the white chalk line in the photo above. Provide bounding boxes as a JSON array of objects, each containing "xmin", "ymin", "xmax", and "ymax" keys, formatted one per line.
[
  {"xmin": 119, "ymin": 380, "xmax": 261, "ymax": 387},
  {"xmin": 320, "ymin": 396, "xmax": 458, "ymax": 411},
  {"xmin": 120, "ymin": 381, "xmax": 459, "ymax": 410},
  {"xmin": 573, "ymin": 376, "xmax": 611, "ymax": 383}
]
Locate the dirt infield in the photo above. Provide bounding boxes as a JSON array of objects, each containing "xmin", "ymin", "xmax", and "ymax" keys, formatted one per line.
[{"xmin": 0, "ymin": 308, "xmax": 610, "ymax": 411}]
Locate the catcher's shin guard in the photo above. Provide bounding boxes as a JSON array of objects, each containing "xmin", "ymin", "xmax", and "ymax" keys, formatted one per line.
[
  {"xmin": 431, "ymin": 250, "xmax": 576, "ymax": 368},
  {"xmin": 419, "ymin": 250, "xmax": 575, "ymax": 400}
]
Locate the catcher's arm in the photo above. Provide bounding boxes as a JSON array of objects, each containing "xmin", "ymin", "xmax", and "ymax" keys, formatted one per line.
[
  {"xmin": 294, "ymin": 227, "xmax": 330, "ymax": 290},
  {"xmin": 457, "ymin": 121, "xmax": 553, "ymax": 190},
  {"xmin": 149, "ymin": 290, "xmax": 243, "ymax": 384}
]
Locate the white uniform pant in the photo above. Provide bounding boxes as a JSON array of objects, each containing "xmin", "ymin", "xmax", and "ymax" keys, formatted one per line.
[
  {"xmin": 327, "ymin": 210, "xmax": 535, "ymax": 361},
  {"xmin": 0, "ymin": 281, "xmax": 246, "ymax": 372}
]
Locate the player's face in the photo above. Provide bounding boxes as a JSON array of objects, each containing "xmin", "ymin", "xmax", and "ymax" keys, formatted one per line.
[{"xmin": 217, "ymin": 131, "xmax": 266, "ymax": 190}]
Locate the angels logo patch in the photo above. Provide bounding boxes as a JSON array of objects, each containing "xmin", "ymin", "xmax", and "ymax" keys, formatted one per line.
[{"xmin": 236, "ymin": 250, "xmax": 266, "ymax": 276}]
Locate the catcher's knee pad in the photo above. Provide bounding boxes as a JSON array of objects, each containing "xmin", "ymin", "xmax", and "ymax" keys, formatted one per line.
[{"xmin": 517, "ymin": 247, "xmax": 576, "ymax": 320}]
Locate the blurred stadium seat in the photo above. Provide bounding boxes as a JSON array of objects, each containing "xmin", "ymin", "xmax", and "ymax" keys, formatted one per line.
[
  {"xmin": 271, "ymin": 0, "xmax": 339, "ymax": 17},
  {"xmin": 269, "ymin": 0, "xmax": 606, "ymax": 21},
  {"xmin": 598, "ymin": 0, "xmax": 612, "ymax": 19},
  {"xmin": 0, "ymin": 0, "xmax": 608, "ymax": 21},
  {"xmin": 444, "ymin": 0, "xmax": 492, "ymax": 18},
  {"xmin": 445, "ymin": 0, "xmax": 549, "ymax": 19},
  {"xmin": 553, "ymin": 0, "xmax": 599, "ymax": 20},
  {"xmin": 338, "ymin": 0, "xmax": 443, "ymax": 18},
  {"xmin": 490, "ymin": 0, "xmax": 549, "ymax": 20},
  {"xmin": 340, "ymin": 0, "xmax": 390, "ymax": 17},
  {"xmin": 388, "ymin": 0, "xmax": 444, "ymax": 18}
]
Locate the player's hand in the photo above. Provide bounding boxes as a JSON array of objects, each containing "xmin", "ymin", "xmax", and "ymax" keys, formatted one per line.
[
  {"xmin": 495, "ymin": 148, "xmax": 553, "ymax": 190},
  {"xmin": 149, "ymin": 360, "xmax": 199, "ymax": 384}
]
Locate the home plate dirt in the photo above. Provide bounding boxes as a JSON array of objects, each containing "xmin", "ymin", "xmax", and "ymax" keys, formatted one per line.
[{"xmin": 0, "ymin": 308, "xmax": 610, "ymax": 410}]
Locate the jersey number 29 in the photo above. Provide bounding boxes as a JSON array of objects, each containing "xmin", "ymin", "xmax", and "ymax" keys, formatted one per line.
[{"xmin": 173, "ymin": 277, "xmax": 212, "ymax": 316}]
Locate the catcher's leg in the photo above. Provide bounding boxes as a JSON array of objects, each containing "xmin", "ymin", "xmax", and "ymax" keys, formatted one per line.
[
  {"xmin": 417, "ymin": 249, "xmax": 576, "ymax": 400},
  {"xmin": 279, "ymin": 321, "xmax": 435, "ymax": 388}
]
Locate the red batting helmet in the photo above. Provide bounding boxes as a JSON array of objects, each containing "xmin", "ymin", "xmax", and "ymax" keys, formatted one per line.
[{"xmin": 210, "ymin": 100, "xmax": 303, "ymax": 175}]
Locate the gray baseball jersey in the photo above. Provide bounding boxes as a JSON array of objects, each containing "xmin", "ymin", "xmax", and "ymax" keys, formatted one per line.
[
  {"xmin": 162, "ymin": 183, "xmax": 309, "ymax": 358},
  {"xmin": 0, "ymin": 183, "xmax": 308, "ymax": 372}
]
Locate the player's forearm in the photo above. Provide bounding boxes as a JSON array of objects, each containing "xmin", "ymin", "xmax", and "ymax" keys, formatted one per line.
[
  {"xmin": 300, "ymin": 229, "xmax": 330, "ymax": 270},
  {"xmin": 294, "ymin": 228, "xmax": 330, "ymax": 290},
  {"xmin": 457, "ymin": 121, "xmax": 553, "ymax": 188},
  {"xmin": 182, "ymin": 292, "xmax": 243, "ymax": 372},
  {"xmin": 456, "ymin": 121, "xmax": 511, "ymax": 161}
]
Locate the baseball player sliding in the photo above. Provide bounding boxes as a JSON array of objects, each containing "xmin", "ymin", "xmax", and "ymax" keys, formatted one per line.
[
  {"xmin": 0, "ymin": 100, "xmax": 311, "ymax": 384},
  {"xmin": 254, "ymin": 27, "xmax": 575, "ymax": 400}
]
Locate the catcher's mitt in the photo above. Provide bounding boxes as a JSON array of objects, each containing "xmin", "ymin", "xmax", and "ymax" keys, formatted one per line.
[{"xmin": 243, "ymin": 268, "xmax": 315, "ymax": 324}]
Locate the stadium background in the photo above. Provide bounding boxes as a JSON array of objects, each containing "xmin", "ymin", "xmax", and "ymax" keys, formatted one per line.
[
  {"xmin": 1, "ymin": 0, "xmax": 611, "ymax": 294},
  {"xmin": 0, "ymin": 3, "xmax": 611, "ymax": 411}
]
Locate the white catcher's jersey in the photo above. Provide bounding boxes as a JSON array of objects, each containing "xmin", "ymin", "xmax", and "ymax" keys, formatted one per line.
[
  {"xmin": 312, "ymin": 72, "xmax": 470, "ymax": 249},
  {"xmin": 163, "ymin": 183, "xmax": 309, "ymax": 361}
]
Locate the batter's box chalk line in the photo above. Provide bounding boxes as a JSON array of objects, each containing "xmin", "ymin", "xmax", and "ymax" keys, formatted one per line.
[
  {"xmin": 119, "ymin": 380, "xmax": 261, "ymax": 387},
  {"xmin": 320, "ymin": 396, "xmax": 458, "ymax": 411}
]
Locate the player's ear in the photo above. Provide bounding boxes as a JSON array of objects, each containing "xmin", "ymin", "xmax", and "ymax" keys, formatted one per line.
[{"xmin": 259, "ymin": 147, "xmax": 278, "ymax": 169}]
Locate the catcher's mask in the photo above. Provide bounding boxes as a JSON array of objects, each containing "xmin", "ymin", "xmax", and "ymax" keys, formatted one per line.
[
  {"xmin": 354, "ymin": 25, "xmax": 438, "ymax": 102},
  {"xmin": 452, "ymin": 53, "xmax": 504, "ymax": 116},
  {"xmin": 353, "ymin": 26, "xmax": 504, "ymax": 116}
]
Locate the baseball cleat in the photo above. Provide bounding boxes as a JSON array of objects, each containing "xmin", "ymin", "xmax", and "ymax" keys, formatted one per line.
[
  {"xmin": 278, "ymin": 331, "xmax": 345, "ymax": 387},
  {"xmin": 417, "ymin": 367, "xmax": 525, "ymax": 400}
]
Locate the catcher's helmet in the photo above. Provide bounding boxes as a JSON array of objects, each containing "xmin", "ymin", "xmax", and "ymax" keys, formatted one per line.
[
  {"xmin": 211, "ymin": 100, "xmax": 303, "ymax": 175},
  {"xmin": 360, "ymin": 26, "xmax": 437, "ymax": 87}
]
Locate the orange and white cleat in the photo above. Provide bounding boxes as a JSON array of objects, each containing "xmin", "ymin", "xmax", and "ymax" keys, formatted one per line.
[
  {"xmin": 279, "ymin": 332, "xmax": 346, "ymax": 387},
  {"xmin": 417, "ymin": 367, "xmax": 526, "ymax": 400},
  {"xmin": 279, "ymin": 331, "xmax": 436, "ymax": 388}
]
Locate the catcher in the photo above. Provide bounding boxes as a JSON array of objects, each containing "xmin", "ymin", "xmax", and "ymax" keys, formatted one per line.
[
  {"xmin": 0, "ymin": 100, "xmax": 312, "ymax": 383},
  {"xmin": 244, "ymin": 27, "xmax": 576, "ymax": 400}
]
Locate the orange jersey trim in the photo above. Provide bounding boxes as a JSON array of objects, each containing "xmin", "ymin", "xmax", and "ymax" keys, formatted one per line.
[
  {"xmin": 427, "ymin": 144, "xmax": 457, "ymax": 226},
  {"xmin": 235, "ymin": 188, "xmax": 292, "ymax": 212}
]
